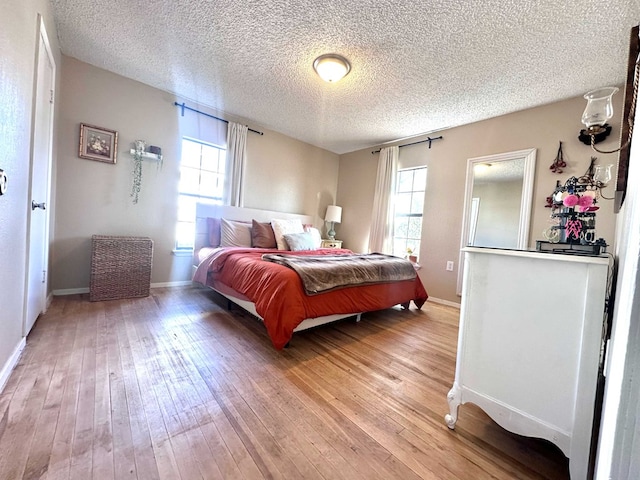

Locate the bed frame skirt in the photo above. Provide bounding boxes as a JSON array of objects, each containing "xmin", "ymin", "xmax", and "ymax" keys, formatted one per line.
[{"xmin": 204, "ymin": 279, "xmax": 362, "ymax": 332}]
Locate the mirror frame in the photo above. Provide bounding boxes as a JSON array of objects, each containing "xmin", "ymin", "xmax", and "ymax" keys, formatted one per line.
[{"xmin": 456, "ymin": 148, "xmax": 537, "ymax": 295}]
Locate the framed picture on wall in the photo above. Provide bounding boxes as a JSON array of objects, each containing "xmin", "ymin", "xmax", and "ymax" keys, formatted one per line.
[{"xmin": 78, "ymin": 123, "xmax": 118, "ymax": 164}]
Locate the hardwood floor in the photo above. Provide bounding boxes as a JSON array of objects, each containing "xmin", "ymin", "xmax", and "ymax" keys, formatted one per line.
[{"xmin": 0, "ymin": 287, "xmax": 570, "ymax": 479}]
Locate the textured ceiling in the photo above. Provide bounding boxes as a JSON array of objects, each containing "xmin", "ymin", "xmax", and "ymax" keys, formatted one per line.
[
  {"xmin": 50, "ymin": 0, "xmax": 640, "ymax": 154},
  {"xmin": 473, "ymin": 158, "xmax": 524, "ymax": 183}
]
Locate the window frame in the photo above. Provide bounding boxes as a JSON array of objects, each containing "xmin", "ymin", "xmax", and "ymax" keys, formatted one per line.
[
  {"xmin": 174, "ymin": 137, "xmax": 226, "ymax": 252},
  {"xmin": 392, "ymin": 166, "xmax": 427, "ymax": 258}
]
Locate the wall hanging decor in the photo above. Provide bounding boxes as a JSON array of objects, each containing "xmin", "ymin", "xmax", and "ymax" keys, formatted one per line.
[
  {"xmin": 78, "ymin": 123, "xmax": 118, "ymax": 164},
  {"xmin": 549, "ymin": 141, "xmax": 567, "ymax": 173},
  {"xmin": 128, "ymin": 140, "xmax": 164, "ymax": 204},
  {"xmin": 130, "ymin": 140, "xmax": 145, "ymax": 204},
  {"xmin": 577, "ymin": 25, "xmax": 638, "ymax": 212}
]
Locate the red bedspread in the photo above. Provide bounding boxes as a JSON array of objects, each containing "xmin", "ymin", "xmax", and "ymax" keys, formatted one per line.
[{"xmin": 194, "ymin": 247, "xmax": 428, "ymax": 350}]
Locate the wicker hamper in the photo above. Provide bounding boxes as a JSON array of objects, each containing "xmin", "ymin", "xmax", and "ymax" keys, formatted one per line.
[{"xmin": 90, "ymin": 235, "xmax": 153, "ymax": 301}]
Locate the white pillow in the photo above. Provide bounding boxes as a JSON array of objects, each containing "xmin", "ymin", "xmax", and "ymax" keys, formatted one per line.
[
  {"xmin": 220, "ymin": 218, "xmax": 252, "ymax": 247},
  {"xmin": 305, "ymin": 227, "xmax": 322, "ymax": 249},
  {"xmin": 271, "ymin": 218, "xmax": 304, "ymax": 250}
]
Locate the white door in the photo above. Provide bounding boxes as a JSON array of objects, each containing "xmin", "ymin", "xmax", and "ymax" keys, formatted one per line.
[{"xmin": 24, "ymin": 17, "xmax": 55, "ymax": 335}]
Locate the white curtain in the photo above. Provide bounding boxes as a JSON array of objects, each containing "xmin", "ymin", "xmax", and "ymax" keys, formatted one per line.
[
  {"xmin": 225, "ymin": 122, "xmax": 248, "ymax": 206},
  {"xmin": 369, "ymin": 146, "xmax": 398, "ymax": 254}
]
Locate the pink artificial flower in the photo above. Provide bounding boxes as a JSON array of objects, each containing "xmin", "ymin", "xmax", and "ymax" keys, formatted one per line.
[
  {"xmin": 563, "ymin": 194, "xmax": 579, "ymax": 207},
  {"xmin": 577, "ymin": 195, "xmax": 594, "ymax": 208}
]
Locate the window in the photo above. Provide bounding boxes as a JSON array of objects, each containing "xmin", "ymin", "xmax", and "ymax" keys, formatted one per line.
[
  {"xmin": 175, "ymin": 138, "xmax": 226, "ymax": 250},
  {"xmin": 393, "ymin": 167, "xmax": 427, "ymax": 258}
]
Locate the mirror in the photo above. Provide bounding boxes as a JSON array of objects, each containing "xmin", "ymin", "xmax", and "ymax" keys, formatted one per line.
[{"xmin": 457, "ymin": 148, "xmax": 537, "ymax": 294}]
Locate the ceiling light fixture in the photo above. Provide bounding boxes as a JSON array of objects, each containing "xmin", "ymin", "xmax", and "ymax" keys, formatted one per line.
[{"xmin": 313, "ymin": 54, "xmax": 351, "ymax": 83}]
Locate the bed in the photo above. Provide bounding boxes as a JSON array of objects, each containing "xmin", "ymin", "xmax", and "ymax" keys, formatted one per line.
[{"xmin": 193, "ymin": 204, "xmax": 428, "ymax": 349}]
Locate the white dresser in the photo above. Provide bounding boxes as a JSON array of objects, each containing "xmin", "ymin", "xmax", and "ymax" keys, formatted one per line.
[{"xmin": 445, "ymin": 247, "xmax": 610, "ymax": 480}]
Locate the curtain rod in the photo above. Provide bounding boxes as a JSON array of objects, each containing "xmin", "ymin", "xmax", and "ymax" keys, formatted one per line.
[
  {"xmin": 174, "ymin": 102, "xmax": 264, "ymax": 135},
  {"xmin": 371, "ymin": 135, "xmax": 443, "ymax": 154}
]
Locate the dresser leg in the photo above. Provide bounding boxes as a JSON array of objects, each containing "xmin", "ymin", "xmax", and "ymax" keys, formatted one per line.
[{"xmin": 445, "ymin": 383, "xmax": 461, "ymax": 429}]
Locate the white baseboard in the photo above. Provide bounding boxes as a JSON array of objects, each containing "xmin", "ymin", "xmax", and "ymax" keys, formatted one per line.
[
  {"xmin": 150, "ymin": 281, "xmax": 193, "ymax": 288},
  {"xmin": 427, "ymin": 297, "xmax": 461, "ymax": 309},
  {"xmin": 52, "ymin": 281, "xmax": 193, "ymax": 296},
  {"xmin": 0, "ymin": 338, "xmax": 26, "ymax": 394},
  {"xmin": 52, "ymin": 287, "xmax": 89, "ymax": 296}
]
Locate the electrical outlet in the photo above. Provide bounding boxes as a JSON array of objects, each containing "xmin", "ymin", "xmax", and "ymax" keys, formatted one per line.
[{"xmin": 446, "ymin": 261, "xmax": 454, "ymax": 271}]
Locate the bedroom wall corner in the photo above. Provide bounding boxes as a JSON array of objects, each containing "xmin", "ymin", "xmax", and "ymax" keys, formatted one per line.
[
  {"xmin": 244, "ymin": 127, "xmax": 340, "ymax": 230},
  {"xmin": 337, "ymin": 93, "xmax": 622, "ymax": 304},
  {"xmin": 53, "ymin": 58, "xmax": 340, "ymax": 291}
]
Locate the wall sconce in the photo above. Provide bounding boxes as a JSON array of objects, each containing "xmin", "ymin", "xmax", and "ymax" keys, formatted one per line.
[
  {"xmin": 579, "ymin": 54, "xmax": 638, "ymax": 154},
  {"xmin": 576, "ymin": 156, "xmax": 614, "ymax": 189},
  {"xmin": 578, "ymin": 87, "xmax": 617, "ymax": 148},
  {"xmin": 313, "ymin": 54, "xmax": 351, "ymax": 83},
  {"xmin": 593, "ymin": 163, "xmax": 613, "ymax": 186},
  {"xmin": 324, "ymin": 205, "xmax": 342, "ymax": 240}
]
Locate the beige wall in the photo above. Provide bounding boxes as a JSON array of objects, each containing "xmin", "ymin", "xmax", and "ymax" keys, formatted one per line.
[
  {"xmin": 53, "ymin": 57, "xmax": 339, "ymax": 291},
  {"xmin": 244, "ymin": 128, "xmax": 340, "ymax": 227},
  {"xmin": 0, "ymin": 0, "xmax": 61, "ymax": 380},
  {"xmin": 337, "ymin": 94, "xmax": 623, "ymax": 304}
]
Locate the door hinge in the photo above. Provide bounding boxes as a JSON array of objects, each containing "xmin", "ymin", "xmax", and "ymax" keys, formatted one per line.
[
  {"xmin": 42, "ymin": 270, "xmax": 46, "ymax": 283},
  {"xmin": 49, "ymin": 90, "xmax": 54, "ymax": 104}
]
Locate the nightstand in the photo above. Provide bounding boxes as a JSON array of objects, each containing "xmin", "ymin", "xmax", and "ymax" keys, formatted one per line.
[{"xmin": 321, "ymin": 239, "xmax": 342, "ymax": 249}]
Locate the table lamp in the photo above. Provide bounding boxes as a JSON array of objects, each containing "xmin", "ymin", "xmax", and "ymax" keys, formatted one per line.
[{"xmin": 324, "ymin": 205, "xmax": 342, "ymax": 240}]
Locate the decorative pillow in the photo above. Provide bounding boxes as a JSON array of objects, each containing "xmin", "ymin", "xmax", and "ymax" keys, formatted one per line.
[
  {"xmin": 271, "ymin": 218, "xmax": 304, "ymax": 250},
  {"xmin": 220, "ymin": 218, "xmax": 252, "ymax": 247},
  {"xmin": 207, "ymin": 217, "xmax": 221, "ymax": 247},
  {"xmin": 251, "ymin": 220, "xmax": 277, "ymax": 248},
  {"xmin": 283, "ymin": 232, "xmax": 317, "ymax": 251},
  {"xmin": 305, "ymin": 227, "xmax": 322, "ymax": 249}
]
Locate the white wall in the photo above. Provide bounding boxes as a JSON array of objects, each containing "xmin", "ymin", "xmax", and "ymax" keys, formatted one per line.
[{"xmin": 0, "ymin": 0, "xmax": 61, "ymax": 386}]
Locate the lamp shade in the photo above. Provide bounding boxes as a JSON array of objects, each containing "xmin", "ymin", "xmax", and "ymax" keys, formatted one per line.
[
  {"xmin": 325, "ymin": 205, "xmax": 342, "ymax": 223},
  {"xmin": 313, "ymin": 54, "xmax": 351, "ymax": 83}
]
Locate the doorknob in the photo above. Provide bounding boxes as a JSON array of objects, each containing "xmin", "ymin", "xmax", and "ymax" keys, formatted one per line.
[{"xmin": 31, "ymin": 201, "xmax": 46, "ymax": 210}]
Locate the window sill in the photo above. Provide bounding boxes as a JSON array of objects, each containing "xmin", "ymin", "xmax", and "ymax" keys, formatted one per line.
[{"xmin": 172, "ymin": 249, "xmax": 194, "ymax": 257}]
